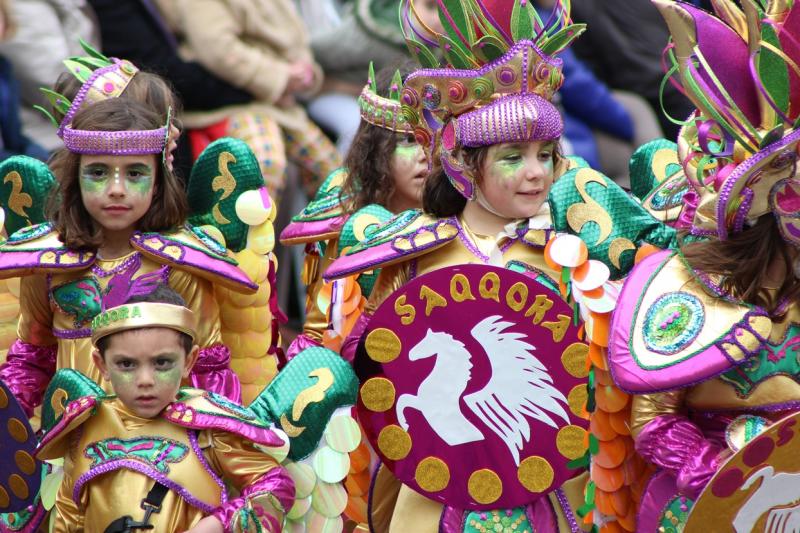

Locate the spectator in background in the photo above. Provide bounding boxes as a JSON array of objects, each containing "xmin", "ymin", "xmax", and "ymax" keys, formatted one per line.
[
  {"xmin": 570, "ymin": 0, "xmax": 694, "ymax": 140},
  {"xmin": 298, "ymin": 0, "xmax": 407, "ymax": 153},
  {"xmin": 0, "ymin": 0, "xmax": 98, "ymax": 154},
  {"xmin": 85, "ymin": 0, "xmax": 257, "ymax": 180},
  {"xmin": 0, "ymin": 0, "xmax": 48, "ymax": 161},
  {"xmin": 154, "ymin": 0, "xmax": 342, "ymax": 205}
]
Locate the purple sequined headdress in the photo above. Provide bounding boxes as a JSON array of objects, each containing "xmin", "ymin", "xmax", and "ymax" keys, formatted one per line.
[
  {"xmin": 655, "ymin": 0, "xmax": 800, "ymax": 243},
  {"xmin": 34, "ymin": 40, "xmax": 168, "ymax": 156},
  {"xmin": 400, "ymin": 0, "xmax": 584, "ymax": 199}
]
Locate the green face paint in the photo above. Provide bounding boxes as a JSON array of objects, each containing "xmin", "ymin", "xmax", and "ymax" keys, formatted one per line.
[
  {"xmin": 80, "ymin": 164, "xmax": 113, "ymax": 194},
  {"xmin": 79, "ymin": 163, "xmax": 153, "ymax": 196},
  {"xmin": 155, "ymin": 364, "xmax": 182, "ymax": 385},
  {"xmin": 394, "ymin": 143, "xmax": 420, "ymax": 162},
  {"xmin": 125, "ymin": 172, "xmax": 153, "ymax": 197}
]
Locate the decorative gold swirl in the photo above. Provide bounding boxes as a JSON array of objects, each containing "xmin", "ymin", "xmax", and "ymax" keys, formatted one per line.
[
  {"xmin": 3, "ymin": 171, "xmax": 33, "ymax": 222},
  {"xmin": 279, "ymin": 367, "xmax": 335, "ymax": 437},
  {"xmin": 566, "ymin": 169, "xmax": 613, "ymax": 245},
  {"xmin": 609, "ymin": 238, "xmax": 636, "ymax": 269},
  {"xmin": 212, "ymin": 152, "xmax": 237, "ymax": 225},
  {"xmin": 471, "ymin": 77, "xmax": 494, "ymax": 100},
  {"xmin": 652, "ymin": 148, "xmax": 680, "ymax": 184},
  {"xmin": 353, "ymin": 214, "xmax": 382, "ymax": 241}
]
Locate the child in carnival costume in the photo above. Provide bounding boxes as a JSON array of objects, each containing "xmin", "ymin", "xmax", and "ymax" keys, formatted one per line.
[
  {"xmin": 38, "ymin": 284, "xmax": 293, "ymax": 532},
  {"xmin": 324, "ymin": 0, "xmax": 603, "ymax": 530},
  {"xmin": 598, "ymin": 0, "xmax": 800, "ymax": 529},
  {"xmin": 0, "ymin": 41, "xmax": 180, "ymax": 362},
  {"xmin": 279, "ymin": 61, "xmax": 428, "ymax": 527},
  {"xmin": 0, "ymin": 95, "xmax": 257, "ymax": 416},
  {"xmin": 280, "ymin": 62, "xmax": 428, "ymax": 360}
]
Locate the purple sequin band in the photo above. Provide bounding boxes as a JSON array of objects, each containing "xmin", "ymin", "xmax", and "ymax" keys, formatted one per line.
[
  {"xmin": 554, "ymin": 488, "xmax": 581, "ymax": 533},
  {"xmin": 189, "ymin": 429, "xmax": 228, "ymax": 505},
  {"xmin": 74, "ymin": 458, "xmax": 218, "ymax": 513},
  {"xmin": 456, "ymin": 93, "xmax": 563, "ymax": 147},
  {"xmin": 62, "ymin": 125, "xmax": 167, "ymax": 155}
]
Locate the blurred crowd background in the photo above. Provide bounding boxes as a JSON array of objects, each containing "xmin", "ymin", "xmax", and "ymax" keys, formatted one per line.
[{"xmin": 0, "ymin": 0, "xmax": 712, "ymax": 335}]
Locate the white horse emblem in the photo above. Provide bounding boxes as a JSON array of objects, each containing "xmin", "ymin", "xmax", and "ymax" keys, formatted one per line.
[
  {"xmin": 396, "ymin": 315, "xmax": 570, "ymax": 465},
  {"xmin": 733, "ymin": 466, "xmax": 800, "ymax": 533}
]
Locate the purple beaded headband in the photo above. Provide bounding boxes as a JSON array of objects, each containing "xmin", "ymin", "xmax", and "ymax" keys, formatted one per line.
[
  {"xmin": 455, "ymin": 93, "xmax": 563, "ymax": 148},
  {"xmin": 62, "ymin": 124, "xmax": 168, "ymax": 155}
]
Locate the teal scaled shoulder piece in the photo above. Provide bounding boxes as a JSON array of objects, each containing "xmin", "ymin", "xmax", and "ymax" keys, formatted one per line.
[
  {"xmin": 338, "ymin": 203, "xmax": 393, "ymax": 296},
  {"xmin": 249, "ymin": 346, "xmax": 358, "ymax": 460},
  {"xmin": 0, "ymin": 156, "xmax": 55, "ymax": 236},
  {"xmin": 42, "ymin": 368, "xmax": 104, "ymax": 432},
  {"xmin": 0, "ymin": 223, "xmax": 95, "ymax": 278},
  {"xmin": 314, "ymin": 167, "xmax": 349, "ymax": 202},
  {"xmin": 629, "ymin": 139, "xmax": 690, "ymax": 226},
  {"xmin": 187, "ymin": 137, "xmax": 274, "ymax": 253},
  {"xmin": 324, "ymin": 209, "xmax": 459, "ymax": 280},
  {"xmin": 548, "ymin": 167, "xmax": 677, "ymax": 280},
  {"xmin": 280, "ymin": 167, "xmax": 350, "ymax": 245},
  {"xmin": 132, "ymin": 225, "xmax": 258, "ymax": 293}
]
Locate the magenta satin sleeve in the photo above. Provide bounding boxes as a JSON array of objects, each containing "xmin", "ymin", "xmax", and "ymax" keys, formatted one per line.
[
  {"xmin": 212, "ymin": 466, "xmax": 294, "ymax": 532},
  {"xmin": 0, "ymin": 339, "xmax": 57, "ymax": 417},
  {"xmin": 340, "ymin": 312, "xmax": 370, "ymax": 364},
  {"xmin": 191, "ymin": 344, "xmax": 242, "ymax": 404},
  {"xmin": 634, "ymin": 414, "xmax": 723, "ymax": 499}
]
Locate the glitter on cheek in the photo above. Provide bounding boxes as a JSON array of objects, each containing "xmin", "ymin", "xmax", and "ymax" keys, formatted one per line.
[
  {"xmin": 127, "ymin": 176, "xmax": 153, "ymax": 197},
  {"xmin": 79, "ymin": 175, "xmax": 110, "ymax": 195},
  {"xmin": 155, "ymin": 366, "xmax": 182, "ymax": 386},
  {"xmin": 394, "ymin": 144, "xmax": 420, "ymax": 162}
]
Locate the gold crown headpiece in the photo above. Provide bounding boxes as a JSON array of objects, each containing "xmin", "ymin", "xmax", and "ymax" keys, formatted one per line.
[
  {"xmin": 399, "ymin": 0, "xmax": 584, "ymax": 199},
  {"xmin": 358, "ymin": 62, "xmax": 413, "ymax": 133},
  {"xmin": 91, "ymin": 302, "xmax": 197, "ymax": 345}
]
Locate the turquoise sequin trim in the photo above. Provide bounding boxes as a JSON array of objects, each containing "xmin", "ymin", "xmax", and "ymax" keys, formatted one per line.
[
  {"xmin": 6, "ymin": 222, "xmax": 53, "ymax": 243},
  {"xmin": 657, "ymin": 495, "xmax": 692, "ymax": 532},
  {"xmin": 190, "ymin": 225, "xmax": 227, "ymax": 255},
  {"xmin": 643, "ymin": 292, "xmax": 705, "ymax": 355},
  {"xmin": 463, "ymin": 508, "xmax": 531, "ymax": 533}
]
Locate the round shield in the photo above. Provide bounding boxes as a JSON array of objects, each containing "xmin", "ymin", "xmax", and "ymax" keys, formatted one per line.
[
  {"xmin": 356, "ymin": 264, "xmax": 589, "ymax": 510},
  {"xmin": 685, "ymin": 411, "xmax": 800, "ymax": 531},
  {"xmin": 0, "ymin": 379, "xmax": 41, "ymax": 512}
]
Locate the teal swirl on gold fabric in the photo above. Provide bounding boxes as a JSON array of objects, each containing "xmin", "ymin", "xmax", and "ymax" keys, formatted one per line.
[
  {"xmin": 0, "ymin": 156, "xmax": 56, "ymax": 236},
  {"xmin": 187, "ymin": 138, "xmax": 266, "ymax": 252},
  {"xmin": 248, "ymin": 347, "xmax": 358, "ymax": 460}
]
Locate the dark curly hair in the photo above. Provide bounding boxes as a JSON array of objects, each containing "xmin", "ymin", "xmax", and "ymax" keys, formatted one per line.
[{"xmin": 340, "ymin": 60, "xmax": 418, "ymax": 212}]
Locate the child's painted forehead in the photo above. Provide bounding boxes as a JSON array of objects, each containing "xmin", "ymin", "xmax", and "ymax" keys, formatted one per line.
[
  {"xmin": 103, "ymin": 327, "xmax": 187, "ymax": 358},
  {"xmin": 79, "ymin": 153, "xmax": 157, "ymax": 169}
]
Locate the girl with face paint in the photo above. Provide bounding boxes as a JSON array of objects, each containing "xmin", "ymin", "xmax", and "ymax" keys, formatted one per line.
[
  {"xmin": 278, "ymin": 63, "xmax": 428, "ymax": 527},
  {"xmin": 319, "ymin": 1, "xmax": 602, "ymax": 530},
  {"xmin": 0, "ymin": 97, "xmax": 254, "ymax": 440},
  {"xmin": 280, "ymin": 62, "xmax": 428, "ymax": 362}
]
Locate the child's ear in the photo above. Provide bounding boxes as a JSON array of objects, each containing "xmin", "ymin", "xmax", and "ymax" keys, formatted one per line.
[
  {"xmin": 183, "ymin": 345, "xmax": 200, "ymax": 379},
  {"xmin": 92, "ymin": 349, "xmax": 110, "ymax": 381}
]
